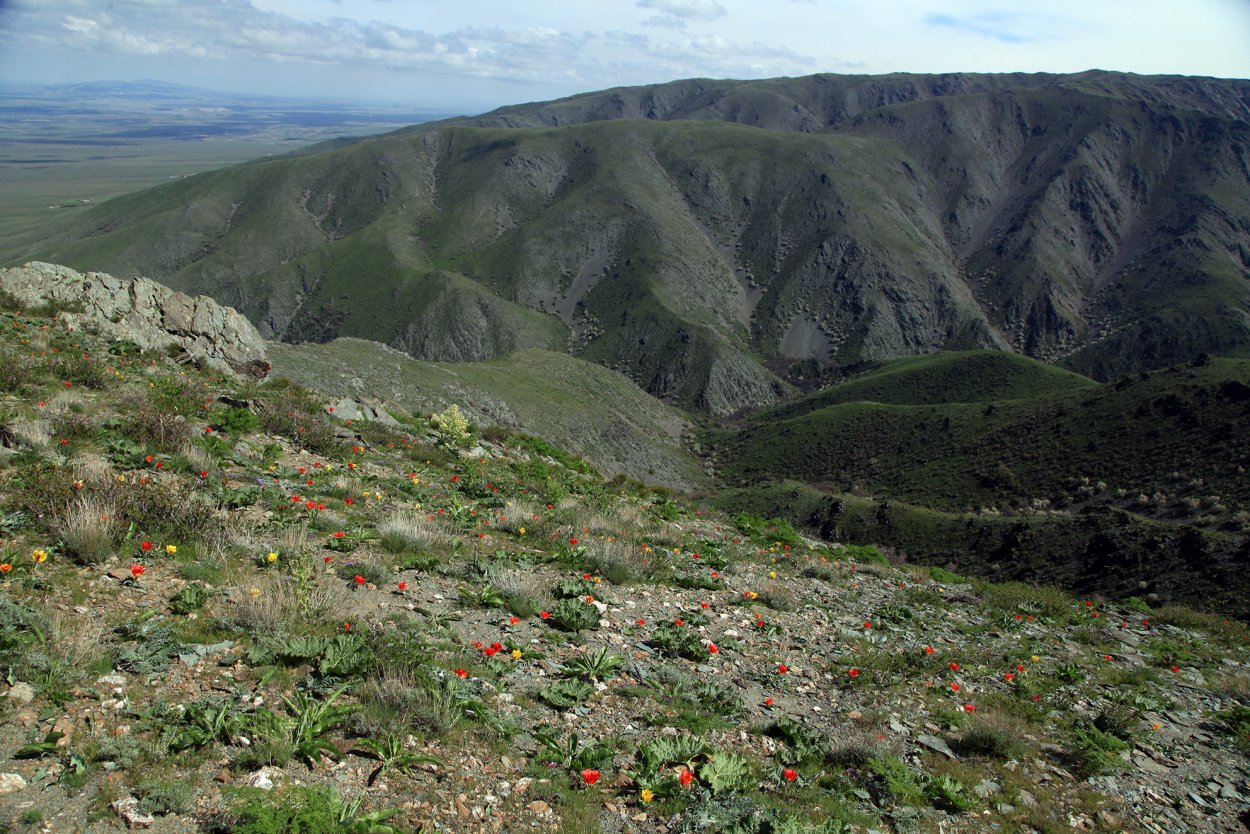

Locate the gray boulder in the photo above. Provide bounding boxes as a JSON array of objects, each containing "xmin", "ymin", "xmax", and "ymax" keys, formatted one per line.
[{"xmin": 0, "ymin": 262, "xmax": 270, "ymax": 378}]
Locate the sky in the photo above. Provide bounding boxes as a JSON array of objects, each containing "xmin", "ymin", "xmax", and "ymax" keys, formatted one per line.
[{"xmin": 0, "ymin": 0, "xmax": 1247, "ymax": 111}]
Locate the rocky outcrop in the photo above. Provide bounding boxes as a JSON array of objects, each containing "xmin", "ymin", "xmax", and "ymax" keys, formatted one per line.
[
  {"xmin": 324, "ymin": 396, "xmax": 399, "ymax": 426},
  {"xmin": 0, "ymin": 262, "xmax": 270, "ymax": 378}
]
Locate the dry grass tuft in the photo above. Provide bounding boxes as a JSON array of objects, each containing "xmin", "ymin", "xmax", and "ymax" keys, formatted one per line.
[
  {"xmin": 12, "ymin": 419, "xmax": 51, "ymax": 449},
  {"xmin": 492, "ymin": 500, "xmax": 540, "ymax": 532},
  {"xmin": 587, "ymin": 539, "xmax": 646, "ymax": 584},
  {"xmin": 378, "ymin": 512, "xmax": 451, "ymax": 553},
  {"xmin": 492, "ymin": 570, "xmax": 550, "ymax": 617},
  {"xmin": 231, "ymin": 569, "xmax": 347, "ymax": 632},
  {"xmin": 52, "ymin": 495, "xmax": 121, "ymax": 564},
  {"xmin": 827, "ymin": 725, "xmax": 896, "ymax": 767},
  {"xmin": 49, "ymin": 610, "xmax": 107, "ymax": 669}
]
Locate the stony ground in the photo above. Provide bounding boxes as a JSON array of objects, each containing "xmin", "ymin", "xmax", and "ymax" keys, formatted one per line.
[{"xmin": 0, "ymin": 300, "xmax": 1248, "ymax": 834}]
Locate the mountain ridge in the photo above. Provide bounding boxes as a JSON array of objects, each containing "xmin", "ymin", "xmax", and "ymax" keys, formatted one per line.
[{"xmin": 3, "ymin": 70, "xmax": 1249, "ymax": 414}]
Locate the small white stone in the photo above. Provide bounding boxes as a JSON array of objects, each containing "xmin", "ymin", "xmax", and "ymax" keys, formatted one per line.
[{"xmin": 0, "ymin": 773, "xmax": 27, "ymax": 795}]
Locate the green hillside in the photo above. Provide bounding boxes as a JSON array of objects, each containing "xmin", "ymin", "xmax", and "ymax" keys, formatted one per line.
[
  {"xmin": 711, "ymin": 356, "xmax": 1250, "ymax": 521},
  {"xmin": 268, "ymin": 339, "xmax": 707, "ymax": 490},
  {"xmin": 712, "ymin": 481, "xmax": 1250, "ymax": 616},
  {"xmin": 762, "ymin": 351, "xmax": 1098, "ymax": 420},
  {"xmin": 6, "ymin": 71, "xmax": 1250, "ymax": 415}
]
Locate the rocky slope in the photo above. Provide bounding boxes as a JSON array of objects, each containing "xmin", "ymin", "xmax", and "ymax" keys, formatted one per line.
[
  {"xmin": 0, "ymin": 297, "xmax": 1247, "ymax": 834},
  {"xmin": 4, "ymin": 71, "xmax": 1248, "ymax": 415}
]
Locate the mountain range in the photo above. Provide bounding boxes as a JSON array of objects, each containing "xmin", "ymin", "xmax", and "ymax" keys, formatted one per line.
[{"xmin": 4, "ymin": 70, "xmax": 1248, "ymax": 416}]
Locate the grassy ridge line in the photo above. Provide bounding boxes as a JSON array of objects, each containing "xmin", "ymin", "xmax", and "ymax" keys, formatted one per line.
[
  {"xmin": 268, "ymin": 338, "xmax": 707, "ymax": 490},
  {"xmin": 758, "ymin": 350, "xmax": 1099, "ymax": 418},
  {"xmin": 710, "ymin": 481, "xmax": 1250, "ymax": 618},
  {"xmin": 711, "ymin": 355, "xmax": 1250, "ymax": 518}
]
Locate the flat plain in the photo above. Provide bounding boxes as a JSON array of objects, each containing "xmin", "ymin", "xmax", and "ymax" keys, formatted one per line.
[{"xmin": 0, "ymin": 80, "xmax": 452, "ymax": 241}]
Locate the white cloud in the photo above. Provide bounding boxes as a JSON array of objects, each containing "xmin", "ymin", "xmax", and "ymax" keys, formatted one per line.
[
  {"xmin": 637, "ymin": 0, "xmax": 727, "ymax": 20},
  {"xmin": 0, "ymin": 0, "xmax": 1245, "ymax": 108}
]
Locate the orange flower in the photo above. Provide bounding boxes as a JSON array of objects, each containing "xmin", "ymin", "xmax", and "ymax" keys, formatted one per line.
[
  {"xmin": 0, "ymin": 563, "xmax": 12, "ymax": 574},
  {"xmin": 455, "ymin": 668, "xmax": 468, "ymax": 678}
]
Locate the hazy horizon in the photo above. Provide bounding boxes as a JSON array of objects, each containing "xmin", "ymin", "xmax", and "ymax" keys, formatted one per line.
[{"xmin": 1, "ymin": 1, "xmax": 1247, "ymax": 112}]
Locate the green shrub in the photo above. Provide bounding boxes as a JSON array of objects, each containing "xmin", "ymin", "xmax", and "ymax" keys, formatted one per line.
[
  {"xmin": 648, "ymin": 622, "xmax": 706, "ymax": 660},
  {"xmin": 216, "ymin": 786, "xmax": 399, "ymax": 834},
  {"xmin": 213, "ymin": 406, "xmax": 261, "ymax": 435},
  {"xmin": 924, "ymin": 773, "xmax": 975, "ymax": 812},
  {"xmin": 700, "ymin": 751, "xmax": 752, "ymax": 796},
  {"xmin": 863, "ymin": 755, "xmax": 924, "ymax": 806},
  {"xmin": 1213, "ymin": 705, "xmax": 1250, "ymax": 750},
  {"xmin": 1067, "ymin": 719, "xmax": 1129, "ymax": 776},
  {"xmin": 537, "ymin": 679, "xmax": 593, "ymax": 710},
  {"xmin": 928, "ymin": 566, "xmax": 968, "ymax": 584},
  {"xmin": 547, "ymin": 598, "xmax": 600, "ymax": 632},
  {"xmin": 733, "ymin": 512, "xmax": 802, "ymax": 546},
  {"xmin": 169, "ymin": 584, "xmax": 212, "ymax": 615}
]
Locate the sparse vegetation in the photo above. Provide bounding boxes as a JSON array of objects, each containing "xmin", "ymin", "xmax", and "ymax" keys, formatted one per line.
[{"xmin": 0, "ymin": 276, "xmax": 1246, "ymax": 834}]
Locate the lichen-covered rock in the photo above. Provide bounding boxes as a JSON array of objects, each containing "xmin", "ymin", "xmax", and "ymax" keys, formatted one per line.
[
  {"xmin": 326, "ymin": 397, "xmax": 400, "ymax": 426},
  {"xmin": 0, "ymin": 262, "xmax": 270, "ymax": 378}
]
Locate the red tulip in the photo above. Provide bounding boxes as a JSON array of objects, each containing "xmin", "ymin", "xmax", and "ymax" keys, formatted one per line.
[
  {"xmin": 580, "ymin": 769, "xmax": 600, "ymax": 786},
  {"xmin": 130, "ymin": 564, "xmax": 145, "ymax": 578},
  {"xmin": 678, "ymin": 769, "xmax": 694, "ymax": 788},
  {"xmin": 783, "ymin": 768, "xmax": 797, "ymax": 781}
]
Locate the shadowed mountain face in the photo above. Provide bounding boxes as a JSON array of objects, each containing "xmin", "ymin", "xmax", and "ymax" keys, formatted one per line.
[{"xmin": 8, "ymin": 71, "xmax": 1250, "ymax": 414}]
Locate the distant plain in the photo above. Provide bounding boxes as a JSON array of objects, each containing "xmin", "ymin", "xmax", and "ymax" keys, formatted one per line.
[{"xmin": 0, "ymin": 80, "xmax": 451, "ymax": 241}]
